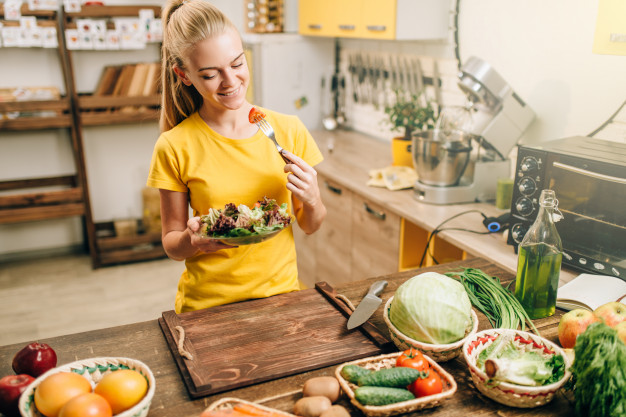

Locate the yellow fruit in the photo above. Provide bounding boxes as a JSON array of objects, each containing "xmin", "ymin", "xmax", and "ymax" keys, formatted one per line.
[
  {"xmin": 58, "ymin": 393, "xmax": 112, "ymax": 417},
  {"xmin": 34, "ymin": 372, "xmax": 92, "ymax": 417},
  {"xmin": 94, "ymin": 370, "xmax": 147, "ymax": 414}
]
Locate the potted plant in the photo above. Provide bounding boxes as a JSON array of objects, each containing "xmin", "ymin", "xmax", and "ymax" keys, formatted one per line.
[{"xmin": 384, "ymin": 89, "xmax": 437, "ymax": 167}]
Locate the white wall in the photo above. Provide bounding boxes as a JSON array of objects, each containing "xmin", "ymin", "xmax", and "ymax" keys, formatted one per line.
[{"xmin": 1, "ymin": 0, "xmax": 624, "ymax": 259}]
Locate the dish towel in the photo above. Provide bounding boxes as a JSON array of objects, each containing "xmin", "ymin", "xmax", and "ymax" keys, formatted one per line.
[{"xmin": 367, "ymin": 166, "xmax": 417, "ymax": 191}]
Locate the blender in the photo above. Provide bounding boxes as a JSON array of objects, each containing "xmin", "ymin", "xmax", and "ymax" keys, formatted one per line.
[{"xmin": 413, "ymin": 56, "xmax": 535, "ymax": 204}]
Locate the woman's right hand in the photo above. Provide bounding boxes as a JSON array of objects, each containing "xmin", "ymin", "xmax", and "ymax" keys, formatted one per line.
[{"xmin": 187, "ymin": 216, "xmax": 237, "ymax": 253}]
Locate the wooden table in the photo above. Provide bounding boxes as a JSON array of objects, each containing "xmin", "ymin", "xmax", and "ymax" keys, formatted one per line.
[{"xmin": 0, "ymin": 258, "xmax": 573, "ymax": 417}]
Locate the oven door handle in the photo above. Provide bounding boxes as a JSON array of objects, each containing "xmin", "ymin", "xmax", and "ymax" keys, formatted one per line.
[{"xmin": 552, "ymin": 161, "xmax": 626, "ymax": 184}]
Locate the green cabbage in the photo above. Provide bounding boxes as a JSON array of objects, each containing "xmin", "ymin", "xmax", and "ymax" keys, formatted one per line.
[{"xmin": 389, "ymin": 272, "xmax": 472, "ymax": 344}]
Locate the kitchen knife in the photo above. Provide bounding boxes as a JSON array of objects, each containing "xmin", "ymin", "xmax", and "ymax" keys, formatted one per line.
[{"xmin": 347, "ymin": 280, "xmax": 388, "ymax": 329}]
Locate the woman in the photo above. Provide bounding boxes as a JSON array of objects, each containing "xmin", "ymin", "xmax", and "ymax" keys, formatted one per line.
[{"xmin": 147, "ymin": 0, "xmax": 326, "ymax": 313}]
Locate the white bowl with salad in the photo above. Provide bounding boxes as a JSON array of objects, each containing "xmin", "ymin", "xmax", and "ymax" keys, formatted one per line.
[{"xmin": 197, "ymin": 197, "xmax": 292, "ymax": 245}]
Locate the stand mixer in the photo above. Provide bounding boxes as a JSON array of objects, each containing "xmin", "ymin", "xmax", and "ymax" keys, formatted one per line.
[{"xmin": 413, "ymin": 56, "xmax": 535, "ymax": 204}]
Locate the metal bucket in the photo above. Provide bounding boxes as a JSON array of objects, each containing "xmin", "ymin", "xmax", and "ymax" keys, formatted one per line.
[{"xmin": 412, "ymin": 129, "xmax": 476, "ymax": 187}]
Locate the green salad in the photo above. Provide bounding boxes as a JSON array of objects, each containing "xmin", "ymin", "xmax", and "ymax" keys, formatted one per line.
[{"xmin": 199, "ymin": 197, "xmax": 292, "ymax": 238}]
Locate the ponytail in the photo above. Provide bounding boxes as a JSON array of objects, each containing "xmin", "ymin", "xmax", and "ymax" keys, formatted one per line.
[{"xmin": 159, "ymin": 0, "xmax": 235, "ymax": 132}]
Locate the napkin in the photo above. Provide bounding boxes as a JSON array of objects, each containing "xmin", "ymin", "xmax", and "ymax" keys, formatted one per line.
[{"xmin": 367, "ymin": 166, "xmax": 417, "ymax": 191}]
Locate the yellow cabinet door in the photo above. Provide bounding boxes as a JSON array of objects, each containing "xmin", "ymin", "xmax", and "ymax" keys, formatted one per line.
[
  {"xmin": 350, "ymin": 194, "xmax": 400, "ymax": 280},
  {"xmin": 332, "ymin": 0, "xmax": 362, "ymax": 38},
  {"xmin": 298, "ymin": 0, "xmax": 332, "ymax": 36},
  {"xmin": 361, "ymin": 0, "xmax": 397, "ymax": 39}
]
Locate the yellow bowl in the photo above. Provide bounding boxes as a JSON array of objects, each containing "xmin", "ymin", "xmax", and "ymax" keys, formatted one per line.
[{"xmin": 383, "ymin": 296, "xmax": 479, "ymax": 362}]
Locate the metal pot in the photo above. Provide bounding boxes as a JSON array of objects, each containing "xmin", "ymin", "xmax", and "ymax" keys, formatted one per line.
[{"xmin": 412, "ymin": 129, "xmax": 476, "ymax": 187}]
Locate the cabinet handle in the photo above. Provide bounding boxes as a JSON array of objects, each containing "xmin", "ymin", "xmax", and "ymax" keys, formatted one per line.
[
  {"xmin": 338, "ymin": 24, "xmax": 356, "ymax": 31},
  {"xmin": 308, "ymin": 24, "xmax": 322, "ymax": 30},
  {"xmin": 325, "ymin": 181, "xmax": 342, "ymax": 195},
  {"xmin": 363, "ymin": 202, "xmax": 386, "ymax": 220},
  {"xmin": 366, "ymin": 25, "xmax": 387, "ymax": 32}
]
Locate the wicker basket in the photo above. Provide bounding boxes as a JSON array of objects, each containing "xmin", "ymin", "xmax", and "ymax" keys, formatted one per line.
[
  {"xmin": 18, "ymin": 357, "xmax": 155, "ymax": 417},
  {"xmin": 335, "ymin": 352, "xmax": 457, "ymax": 417},
  {"xmin": 462, "ymin": 328, "xmax": 572, "ymax": 408},
  {"xmin": 383, "ymin": 296, "xmax": 479, "ymax": 362},
  {"xmin": 205, "ymin": 397, "xmax": 298, "ymax": 417}
]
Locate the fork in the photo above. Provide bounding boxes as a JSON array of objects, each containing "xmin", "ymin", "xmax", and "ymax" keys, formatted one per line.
[{"xmin": 254, "ymin": 117, "xmax": 291, "ymax": 164}]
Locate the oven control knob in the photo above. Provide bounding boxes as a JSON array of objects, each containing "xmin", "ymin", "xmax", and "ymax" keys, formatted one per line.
[
  {"xmin": 515, "ymin": 197, "xmax": 534, "ymax": 216},
  {"xmin": 594, "ymin": 262, "xmax": 605, "ymax": 271},
  {"xmin": 520, "ymin": 157, "xmax": 539, "ymax": 174},
  {"xmin": 510, "ymin": 224, "xmax": 528, "ymax": 243},
  {"xmin": 518, "ymin": 177, "xmax": 536, "ymax": 196}
]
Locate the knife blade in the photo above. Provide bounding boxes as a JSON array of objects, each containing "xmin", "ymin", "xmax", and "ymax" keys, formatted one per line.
[{"xmin": 347, "ymin": 280, "xmax": 388, "ymax": 329}]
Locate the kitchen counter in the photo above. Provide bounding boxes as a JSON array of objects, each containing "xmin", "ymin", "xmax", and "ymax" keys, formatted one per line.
[
  {"xmin": 310, "ymin": 128, "xmax": 577, "ymax": 284},
  {"xmin": 0, "ymin": 258, "xmax": 572, "ymax": 417}
]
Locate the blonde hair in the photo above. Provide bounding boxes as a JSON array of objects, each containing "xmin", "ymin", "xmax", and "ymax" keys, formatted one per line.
[{"xmin": 159, "ymin": 0, "xmax": 237, "ymax": 132}]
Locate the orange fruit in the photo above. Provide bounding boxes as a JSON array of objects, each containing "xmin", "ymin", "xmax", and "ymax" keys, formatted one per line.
[
  {"xmin": 58, "ymin": 393, "xmax": 112, "ymax": 417},
  {"xmin": 94, "ymin": 370, "xmax": 147, "ymax": 414},
  {"xmin": 34, "ymin": 372, "xmax": 92, "ymax": 417}
]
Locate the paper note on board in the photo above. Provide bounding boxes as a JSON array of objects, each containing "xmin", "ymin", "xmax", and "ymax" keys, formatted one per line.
[
  {"xmin": 593, "ymin": 0, "xmax": 626, "ymax": 56},
  {"xmin": 556, "ymin": 273, "xmax": 626, "ymax": 311}
]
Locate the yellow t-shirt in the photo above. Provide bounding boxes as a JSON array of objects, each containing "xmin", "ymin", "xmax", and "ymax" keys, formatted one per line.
[{"xmin": 147, "ymin": 109, "xmax": 323, "ymax": 313}]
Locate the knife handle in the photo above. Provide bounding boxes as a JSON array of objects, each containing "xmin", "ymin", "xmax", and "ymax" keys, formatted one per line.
[{"xmin": 368, "ymin": 280, "xmax": 388, "ymax": 297}]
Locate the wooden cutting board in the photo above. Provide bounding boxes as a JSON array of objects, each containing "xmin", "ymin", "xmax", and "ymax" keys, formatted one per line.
[{"xmin": 159, "ymin": 282, "xmax": 393, "ymax": 398}]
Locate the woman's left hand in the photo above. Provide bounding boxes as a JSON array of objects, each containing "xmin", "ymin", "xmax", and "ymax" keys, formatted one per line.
[{"xmin": 281, "ymin": 150, "xmax": 321, "ymax": 207}]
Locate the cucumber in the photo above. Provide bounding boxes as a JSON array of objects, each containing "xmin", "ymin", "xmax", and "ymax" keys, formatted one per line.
[
  {"xmin": 357, "ymin": 367, "xmax": 422, "ymax": 388},
  {"xmin": 354, "ymin": 386, "xmax": 415, "ymax": 406},
  {"xmin": 340, "ymin": 364, "xmax": 372, "ymax": 384}
]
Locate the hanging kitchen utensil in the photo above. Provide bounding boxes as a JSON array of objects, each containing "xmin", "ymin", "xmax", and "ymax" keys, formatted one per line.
[
  {"xmin": 348, "ymin": 52, "xmax": 359, "ymax": 103},
  {"xmin": 432, "ymin": 60, "xmax": 443, "ymax": 113},
  {"xmin": 321, "ymin": 75, "xmax": 338, "ymax": 131}
]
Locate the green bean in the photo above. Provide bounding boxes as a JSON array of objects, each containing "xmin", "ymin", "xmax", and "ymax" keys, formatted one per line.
[{"xmin": 445, "ymin": 268, "xmax": 539, "ymax": 335}]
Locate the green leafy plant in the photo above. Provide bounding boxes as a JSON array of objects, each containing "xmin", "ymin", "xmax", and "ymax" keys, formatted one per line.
[{"xmin": 384, "ymin": 89, "xmax": 436, "ymax": 141}]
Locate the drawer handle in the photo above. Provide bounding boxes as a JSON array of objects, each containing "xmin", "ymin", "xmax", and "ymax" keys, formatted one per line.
[
  {"xmin": 338, "ymin": 24, "xmax": 356, "ymax": 31},
  {"xmin": 363, "ymin": 202, "xmax": 386, "ymax": 220},
  {"xmin": 325, "ymin": 181, "xmax": 342, "ymax": 195},
  {"xmin": 366, "ymin": 25, "xmax": 387, "ymax": 32},
  {"xmin": 308, "ymin": 24, "xmax": 322, "ymax": 30}
]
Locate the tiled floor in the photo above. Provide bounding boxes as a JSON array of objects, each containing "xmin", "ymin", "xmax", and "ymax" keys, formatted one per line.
[{"xmin": 0, "ymin": 254, "xmax": 184, "ymax": 346}]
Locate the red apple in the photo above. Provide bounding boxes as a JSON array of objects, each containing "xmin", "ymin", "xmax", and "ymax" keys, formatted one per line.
[
  {"xmin": 12, "ymin": 342, "xmax": 57, "ymax": 378},
  {"xmin": 593, "ymin": 301, "xmax": 626, "ymax": 328},
  {"xmin": 615, "ymin": 321, "xmax": 626, "ymax": 345},
  {"xmin": 0, "ymin": 374, "xmax": 35, "ymax": 417},
  {"xmin": 557, "ymin": 308, "xmax": 600, "ymax": 348}
]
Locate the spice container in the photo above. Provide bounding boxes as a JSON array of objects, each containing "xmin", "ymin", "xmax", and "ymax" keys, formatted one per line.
[{"xmin": 514, "ymin": 189, "xmax": 563, "ymax": 319}]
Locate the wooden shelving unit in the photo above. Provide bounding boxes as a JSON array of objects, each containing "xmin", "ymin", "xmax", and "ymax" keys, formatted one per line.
[
  {"xmin": 1, "ymin": 4, "xmax": 166, "ymax": 268},
  {"xmin": 62, "ymin": 4, "xmax": 165, "ymax": 267},
  {"xmin": 0, "ymin": 5, "xmax": 98, "ymax": 263}
]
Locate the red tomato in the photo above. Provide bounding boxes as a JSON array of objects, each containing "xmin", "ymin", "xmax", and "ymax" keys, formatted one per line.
[
  {"xmin": 58, "ymin": 393, "xmax": 112, "ymax": 417},
  {"xmin": 408, "ymin": 370, "xmax": 443, "ymax": 398},
  {"xmin": 248, "ymin": 107, "xmax": 266, "ymax": 124},
  {"xmin": 395, "ymin": 348, "xmax": 430, "ymax": 372}
]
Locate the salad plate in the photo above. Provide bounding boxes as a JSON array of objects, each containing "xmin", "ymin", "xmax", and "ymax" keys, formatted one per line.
[
  {"xmin": 196, "ymin": 197, "xmax": 292, "ymax": 246},
  {"xmin": 197, "ymin": 225, "xmax": 289, "ymax": 246}
]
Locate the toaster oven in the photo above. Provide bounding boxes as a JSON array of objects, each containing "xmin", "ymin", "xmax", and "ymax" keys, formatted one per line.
[{"xmin": 507, "ymin": 136, "xmax": 626, "ymax": 279}]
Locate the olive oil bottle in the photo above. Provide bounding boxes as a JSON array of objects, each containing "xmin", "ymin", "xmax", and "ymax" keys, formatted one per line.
[{"xmin": 514, "ymin": 189, "xmax": 563, "ymax": 319}]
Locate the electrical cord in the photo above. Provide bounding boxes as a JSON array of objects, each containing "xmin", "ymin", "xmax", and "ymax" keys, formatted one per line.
[
  {"xmin": 588, "ymin": 98, "xmax": 626, "ymax": 137},
  {"xmin": 418, "ymin": 209, "xmax": 496, "ymax": 267}
]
